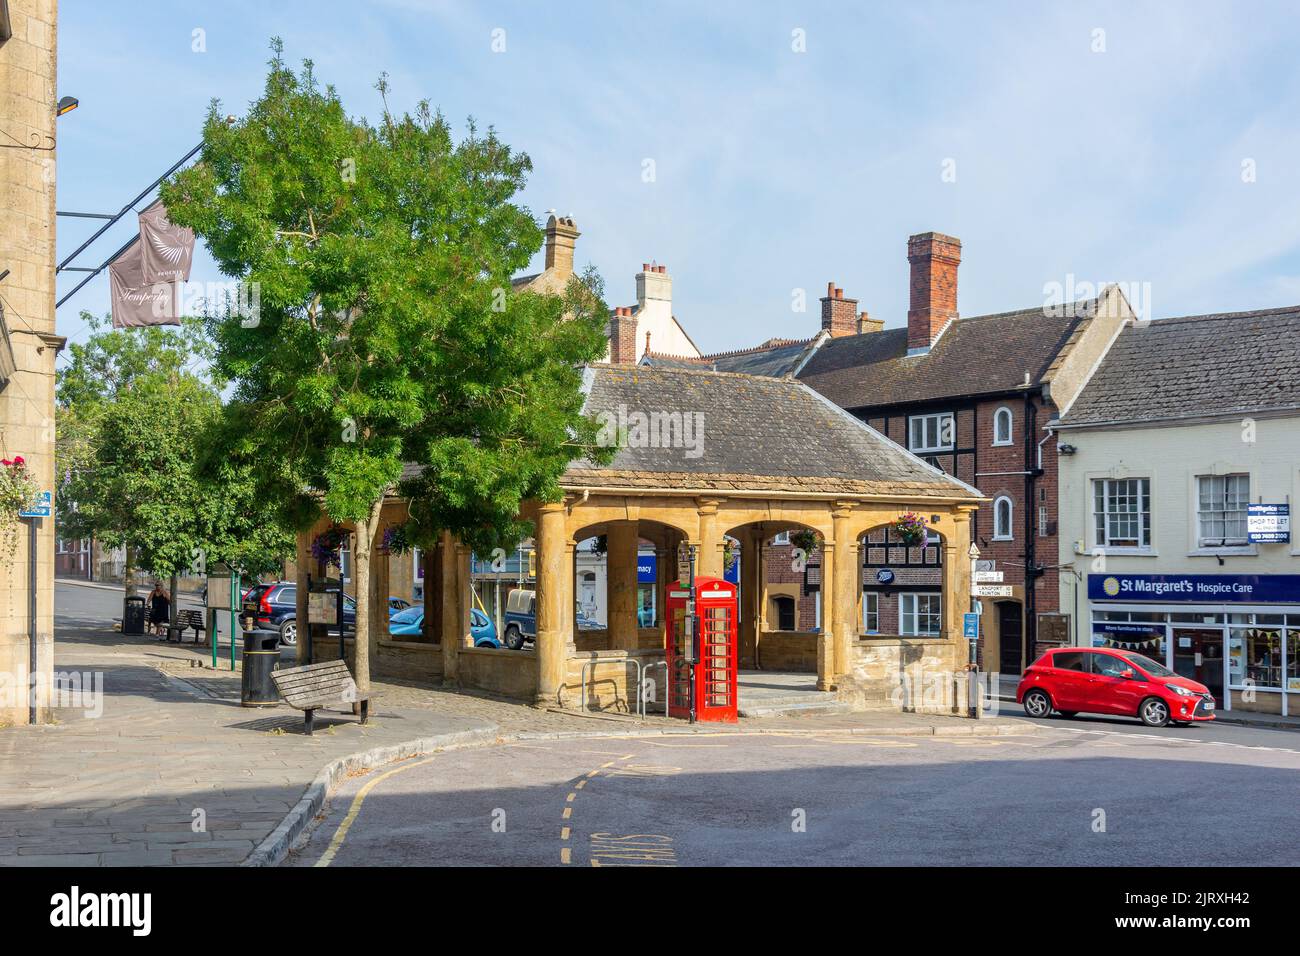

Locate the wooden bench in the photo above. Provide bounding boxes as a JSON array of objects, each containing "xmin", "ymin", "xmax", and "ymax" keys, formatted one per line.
[
  {"xmin": 270, "ymin": 660, "xmax": 372, "ymax": 735},
  {"xmin": 166, "ymin": 609, "xmax": 207, "ymax": 644}
]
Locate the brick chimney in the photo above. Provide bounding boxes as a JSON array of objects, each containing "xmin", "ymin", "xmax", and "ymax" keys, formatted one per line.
[
  {"xmin": 609, "ymin": 306, "xmax": 638, "ymax": 364},
  {"xmin": 544, "ymin": 214, "xmax": 580, "ymax": 276},
  {"xmin": 857, "ymin": 310, "xmax": 883, "ymax": 335},
  {"xmin": 906, "ymin": 232, "xmax": 961, "ymax": 353},
  {"xmin": 819, "ymin": 282, "xmax": 858, "ymax": 337}
]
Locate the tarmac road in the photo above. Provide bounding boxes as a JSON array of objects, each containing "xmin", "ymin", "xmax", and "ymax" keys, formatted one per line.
[{"xmin": 287, "ymin": 724, "xmax": 1300, "ymax": 867}]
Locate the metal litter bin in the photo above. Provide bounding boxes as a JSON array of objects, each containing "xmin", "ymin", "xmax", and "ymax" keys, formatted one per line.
[
  {"xmin": 122, "ymin": 596, "xmax": 146, "ymax": 635},
  {"xmin": 241, "ymin": 632, "xmax": 280, "ymax": 707}
]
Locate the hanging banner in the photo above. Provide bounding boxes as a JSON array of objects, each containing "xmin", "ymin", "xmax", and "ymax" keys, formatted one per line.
[
  {"xmin": 137, "ymin": 200, "xmax": 195, "ymax": 284},
  {"xmin": 108, "ymin": 241, "xmax": 180, "ymax": 328}
]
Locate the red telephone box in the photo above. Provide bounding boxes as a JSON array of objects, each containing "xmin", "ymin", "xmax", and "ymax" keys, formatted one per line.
[{"xmin": 665, "ymin": 576, "xmax": 738, "ymax": 722}]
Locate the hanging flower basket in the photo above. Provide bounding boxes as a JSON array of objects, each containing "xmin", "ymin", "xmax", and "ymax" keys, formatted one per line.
[
  {"xmin": 380, "ymin": 522, "xmax": 413, "ymax": 556},
  {"xmin": 311, "ymin": 526, "xmax": 346, "ymax": 569},
  {"xmin": 789, "ymin": 529, "xmax": 822, "ymax": 556},
  {"xmin": 0, "ymin": 456, "xmax": 37, "ymax": 564},
  {"xmin": 893, "ymin": 512, "xmax": 928, "ymax": 546}
]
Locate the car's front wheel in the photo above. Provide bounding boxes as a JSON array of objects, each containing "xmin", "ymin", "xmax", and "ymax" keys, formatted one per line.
[
  {"xmin": 504, "ymin": 625, "xmax": 525, "ymax": 650},
  {"xmin": 1023, "ymin": 688, "xmax": 1052, "ymax": 718},
  {"xmin": 279, "ymin": 619, "xmax": 298, "ymax": 648},
  {"xmin": 1139, "ymin": 696, "xmax": 1170, "ymax": 727}
]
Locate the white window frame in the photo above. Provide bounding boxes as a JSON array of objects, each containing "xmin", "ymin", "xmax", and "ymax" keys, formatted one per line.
[
  {"xmin": 908, "ymin": 412, "xmax": 955, "ymax": 454},
  {"xmin": 339, "ymin": 534, "xmax": 353, "ymax": 583},
  {"xmin": 771, "ymin": 531, "xmax": 791, "ymax": 545},
  {"xmin": 1092, "ymin": 477, "xmax": 1152, "ymax": 552},
  {"xmin": 993, "ymin": 496, "xmax": 1014, "ymax": 541},
  {"xmin": 992, "ymin": 406, "xmax": 1013, "ymax": 446},
  {"xmin": 1196, "ymin": 473, "xmax": 1249, "ymax": 548},
  {"xmin": 863, "ymin": 591, "xmax": 880, "ymax": 634},
  {"xmin": 900, "ymin": 592, "xmax": 942, "ymax": 637}
]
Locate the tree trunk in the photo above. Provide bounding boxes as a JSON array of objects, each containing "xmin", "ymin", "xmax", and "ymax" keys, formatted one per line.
[
  {"xmin": 123, "ymin": 545, "xmax": 137, "ymax": 596},
  {"xmin": 169, "ymin": 572, "xmax": 179, "ymax": 627},
  {"xmin": 350, "ymin": 499, "xmax": 385, "ymax": 695}
]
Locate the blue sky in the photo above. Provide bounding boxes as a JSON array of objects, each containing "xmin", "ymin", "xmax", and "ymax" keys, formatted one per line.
[{"xmin": 54, "ymin": 0, "xmax": 1300, "ymax": 359}]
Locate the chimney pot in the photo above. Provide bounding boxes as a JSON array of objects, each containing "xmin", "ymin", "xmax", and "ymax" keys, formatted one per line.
[
  {"xmin": 544, "ymin": 213, "xmax": 580, "ymax": 277},
  {"xmin": 819, "ymin": 281, "xmax": 859, "ymax": 338}
]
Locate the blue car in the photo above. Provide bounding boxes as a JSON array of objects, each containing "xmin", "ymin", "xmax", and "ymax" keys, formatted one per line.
[{"xmin": 389, "ymin": 606, "xmax": 500, "ymax": 647}]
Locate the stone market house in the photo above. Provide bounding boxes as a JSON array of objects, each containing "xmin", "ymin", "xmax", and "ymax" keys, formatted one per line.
[
  {"xmin": 1053, "ymin": 306, "xmax": 1300, "ymax": 716},
  {"xmin": 643, "ymin": 232, "xmax": 1136, "ymax": 675},
  {"xmin": 293, "ymin": 363, "xmax": 984, "ymax": 715}
]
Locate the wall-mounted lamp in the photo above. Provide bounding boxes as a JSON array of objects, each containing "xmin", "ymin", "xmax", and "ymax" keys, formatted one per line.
[
  {"xmin": 56, "ymin": 96, "xmax": 79, "ymax": 117},
  {"xmin": 1058, "ymin": 443, "xmax": 1077, "ymax": 456}
]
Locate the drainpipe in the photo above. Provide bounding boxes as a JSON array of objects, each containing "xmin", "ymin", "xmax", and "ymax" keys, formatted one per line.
[{"xmin": 1023, "ymin": 393, "xmax": 1038, "ymax": 665}]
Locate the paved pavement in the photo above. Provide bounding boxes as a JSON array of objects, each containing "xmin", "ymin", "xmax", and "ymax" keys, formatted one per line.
[
  {"xmin": 9, "ymin": 581, "xmax": 1296, "ymax": 867},
  {"xmin": 288, "ymin": 725, "xmax": 1300, "ymax": 867}
]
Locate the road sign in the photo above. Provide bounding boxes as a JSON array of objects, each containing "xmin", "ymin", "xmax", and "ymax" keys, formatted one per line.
[
  {"xmin": 973, "ymin": 584, "xmax": 1014, "ymax": 597},
  {"xmin": 962, "ymin": 612, "xmax": 979, "ymax": 641},
  {"xmin": 19, "ymin": 491, "xmax": 51, "ymax": 518},
  {"xmin": 973, "ymin": 570, "xmax": 1004, "ymax": 583}
]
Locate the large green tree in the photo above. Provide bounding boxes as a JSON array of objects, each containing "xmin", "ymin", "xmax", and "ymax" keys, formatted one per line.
[
  {"xmin": 161, "ymin": 43, "xmax": 609, "ymax": 691},
  {"xmin": 56, "ymin": 313, "xmax": 293, "ymax": 592}
]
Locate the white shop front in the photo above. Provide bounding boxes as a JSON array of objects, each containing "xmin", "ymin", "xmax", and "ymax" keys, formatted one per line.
[{"xmin": 1087, "ymin": 573, "xmax": 1300, "ymax": 716}]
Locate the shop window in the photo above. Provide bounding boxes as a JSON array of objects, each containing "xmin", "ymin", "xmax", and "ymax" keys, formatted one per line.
[
  {"xmin": 908, "ymin": 412, "xmax": 955, "ymax": 453},
  {"xmin": 1093, "ymin": 477, "xmax": 1151, "ymax": 550},
  {"xmin": 1229, "ymin": 625, "xmax": 1282, "ymax": 690},
  {"xmin": 1196, "ymin": 474, "xmax": 1249, "ymax": 547},
  {"xmin": 900, "ymin": 593, "xmax": 941, "ymax": 636},
  {"xmin": 863, "ymin": 591, "xmax": 879, "ymax": 634},
  {"xmin": 993, "ymin": 496, "xmax": 1014, "ymax": 540},
  {"xmin": 993, "ymin": 406, "xmax": 1013, "ymax": 446}
]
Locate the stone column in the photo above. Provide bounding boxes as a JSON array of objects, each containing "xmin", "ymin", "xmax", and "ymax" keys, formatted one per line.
[
  {"xmin": 535, "ymin": 502, "xmax": 568, "ymax": 706},
  {"xmin": 944, "ymin": 509, "xmax": 975, "ymax": 641},
  {"xmin": 832, "ymin": 503, "xmax": 858, "ymax": 681},
  {"xmin": 739, "ymin": 529, "xmax": 761, "ymax": 669},
  {"xmin": 606, "ymin": 520, "xmax": 639, "ymax": 650},
  {"xmin": 439, "ymin": 531, "xmax": 460, "ymax": 685},
  {"xmin": 696, "ymin": 499, "xmax": 723, "ymax": 578},
  {"xmin": 816, "ymin": 537, "xmax": 836, "ymax": 691}
]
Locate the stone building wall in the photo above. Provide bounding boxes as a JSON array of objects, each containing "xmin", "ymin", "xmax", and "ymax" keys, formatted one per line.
[{"xmin": 0, "ymin": 0, "xmax": 60, "ymax": 725}]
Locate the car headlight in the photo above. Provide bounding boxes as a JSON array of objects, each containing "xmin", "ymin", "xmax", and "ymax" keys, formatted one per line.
[{"xmin": 1165, "ymin": 684, "xmax": 1196, "ymax": 697}]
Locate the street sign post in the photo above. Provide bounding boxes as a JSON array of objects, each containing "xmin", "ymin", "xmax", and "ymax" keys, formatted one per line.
[
  {"xmin": 18, "ymin": 491, "xmax": 49, "ymax": 725},
  {"xmin": 973, "ymin": 570, "xmax": 1004, "ymax": 583},
  {"xmin": 967, "ymin": 543, "xmax": 980, "ymax": 719},
  {"xmin": 973, "ymin": 584, "xmax": 1014, "ymax": 597}
]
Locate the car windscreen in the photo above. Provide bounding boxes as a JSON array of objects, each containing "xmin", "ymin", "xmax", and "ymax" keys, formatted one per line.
[
  {"xmin": 390, "ymin": 606, "xmax": 422, "ymax": 625},
  {"xmin": 1120, "ymin": 652, "xmax": 1174, "ymax": 678}
]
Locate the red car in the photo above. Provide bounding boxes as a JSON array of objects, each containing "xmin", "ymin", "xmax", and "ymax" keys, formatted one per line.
[{"xmin": 1016, "ymin": 647, "xmax": 1216, "ymax": 728}]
